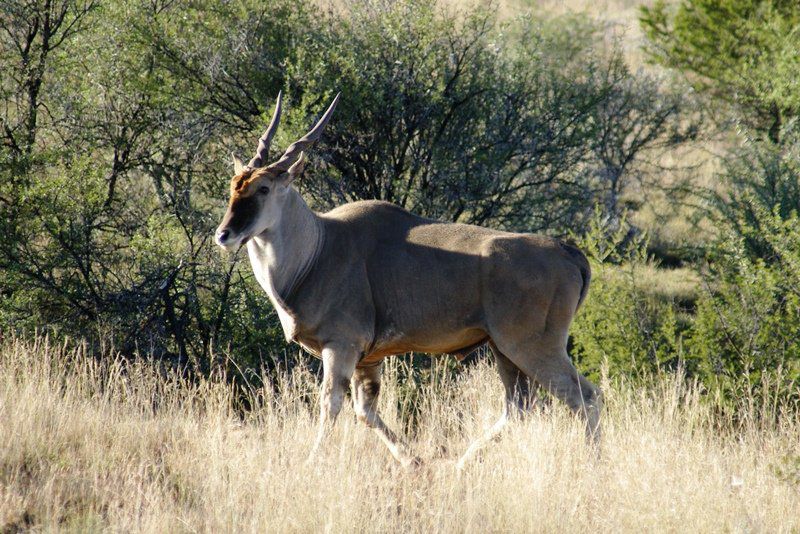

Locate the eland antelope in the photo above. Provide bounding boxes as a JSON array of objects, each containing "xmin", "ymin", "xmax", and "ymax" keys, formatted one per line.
[{"xmin": 215, "ymin": 93, "xmax": 602, "ymax": 468}]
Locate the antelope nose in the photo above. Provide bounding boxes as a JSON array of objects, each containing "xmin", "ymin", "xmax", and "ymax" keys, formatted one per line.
[{"xmin": 216, "ymin": 229, "xmax": 230, "ymax": 245}]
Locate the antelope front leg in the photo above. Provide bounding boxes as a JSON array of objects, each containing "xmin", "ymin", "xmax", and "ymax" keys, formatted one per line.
[{"xmin": 308, "ymin": 344, "xmax": 358, "ymax": 460}]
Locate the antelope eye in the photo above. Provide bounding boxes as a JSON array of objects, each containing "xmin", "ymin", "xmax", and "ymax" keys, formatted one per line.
[{"xmin": 258, "ymin": 185, "xmax": 270, "ymax": 195}]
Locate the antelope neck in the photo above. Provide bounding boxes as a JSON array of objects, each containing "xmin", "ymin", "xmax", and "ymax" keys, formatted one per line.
[{"xmin": 248, "ymin": 188, "xmax": 324, "ymax": 307}]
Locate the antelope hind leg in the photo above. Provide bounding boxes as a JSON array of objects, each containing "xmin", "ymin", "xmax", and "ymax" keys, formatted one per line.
[
  {"xmin": 504, "ymin": 343, "xmax": 603, "ymax": 443},
  {"xmin": 456, "ymin": 346, "xmax": 534, "ymax": 470},
  {"xmin": 352, "ymin": 362, "xmax": 419, "ymax": 468},
  {"xmin": 533, "ymin": 350, "xmax": 602, "ymax": 442}
]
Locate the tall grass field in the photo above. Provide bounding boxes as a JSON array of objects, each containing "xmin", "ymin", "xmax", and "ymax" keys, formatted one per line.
[{"xmin": 1, "ymin": 337, "xmax": 798, "ymax": 532}]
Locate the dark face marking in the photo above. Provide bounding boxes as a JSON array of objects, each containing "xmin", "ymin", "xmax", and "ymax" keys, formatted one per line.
[{"xmin": 223, "ymin": 194, "xmax": 261, "ymax": 236}]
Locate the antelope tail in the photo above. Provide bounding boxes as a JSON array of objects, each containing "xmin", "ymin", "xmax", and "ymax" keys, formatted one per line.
[{"xmin": 559, "ymin": 241, "xmax": 592, "ymax": 311}]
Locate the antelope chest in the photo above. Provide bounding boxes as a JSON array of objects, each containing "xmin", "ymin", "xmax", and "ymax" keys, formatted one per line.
[
  {"xmin": 247, "ymin": 244, "xmax": 298, "ymax": 342},
  {"xmin": 263, "ymin": 283, "xmax": 298, "ymax": 342}
]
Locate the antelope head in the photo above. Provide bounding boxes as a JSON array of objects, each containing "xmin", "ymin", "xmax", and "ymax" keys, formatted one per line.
[{"xmin": 215, "ymin": 92, "xmax": 340, "ymax": 250}]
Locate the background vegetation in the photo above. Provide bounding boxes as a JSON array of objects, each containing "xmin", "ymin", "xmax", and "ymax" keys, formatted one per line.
[
  {"xmin": 1, "ymin": 0, "xmax": 798, "ymax": 398},
  {"xmin": 1, "ymin": 0, "xmax": 798, "ymax": 393}
]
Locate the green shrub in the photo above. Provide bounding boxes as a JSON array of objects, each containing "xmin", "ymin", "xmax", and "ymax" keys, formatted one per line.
[
  {"xmin": 685, "ymin": 124, "xmax": 800, "ymax": 402},
  {"xmin": 713, "ymin": 124, "xmax": 800, "ymax": 259},
  {"xmin": 0, "ymin": 0, "xmax": 695, "ymax": 380},
  {"xmin": 571, "ymin": 202, "xmax": 799, "ymax": 405},
  {"xmin": 288, "ymin": 1, "xmax": 690, "ymax": 233},
  {"xmin": 571, "ymin": 213, "xmax": 687, "ymax": 382},
  {"xmin": 641, "ymin": 0, "xmax": 800, "ymax": 141},
  {"xmin": 690, "ymin": 207, "xmax": 800, "ymax": 401}
]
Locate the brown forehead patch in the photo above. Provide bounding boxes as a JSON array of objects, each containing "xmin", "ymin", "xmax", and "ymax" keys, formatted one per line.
[{"xmin": 229, "ymin": 168, "xmax": 276, "ymax": 199}]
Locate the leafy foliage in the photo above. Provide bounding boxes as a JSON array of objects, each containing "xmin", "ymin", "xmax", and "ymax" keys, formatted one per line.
[
  {"xmin": 2, "ymin": 0, "xmax": 797, "ymax": 409},
  {"xmin": 0, "ymin": 0, "xmax": 690, "ymax": 373},
  {"xmin": 291, "ymin": 4, "xmax": 692, "ymax": 231},
  {"xmin": 571, "ymin": 203, "xmax": 800, "ymax": 403},
  {"xmin": 571, "ymin": 213, "xmax": 686, "ymax": 382},
  {"xmin": 689, "ymin": 127, "xmax": 800, "ymax": 397},
  {"xmin": 713, "ymin": 123, "xmax": 800, "ymax": 259},
  {"xmin": 640, "ymin": 0, "xmax": 800, "ymax": 141},
  {"xmin": 291, "ymin": 5, "xmax": 611, "ymax": 230}
]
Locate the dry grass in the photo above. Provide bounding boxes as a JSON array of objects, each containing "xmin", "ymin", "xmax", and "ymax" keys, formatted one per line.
[
  {"xmin": 604, "ymin": 262, "xmax": 702, "ymax": 303},
  {"xmin": 2, "ymin": 336, "xmax": 799, "ymax": 532}
]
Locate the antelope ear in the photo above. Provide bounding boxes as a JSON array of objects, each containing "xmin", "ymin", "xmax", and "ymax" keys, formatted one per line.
[
  {"xmin": 232, "ymin": 153, "xmax": 245, "ymax": 175},
  {"xmin": 281, "ymin": 152, "xmax": 305, "ymax": 184}
]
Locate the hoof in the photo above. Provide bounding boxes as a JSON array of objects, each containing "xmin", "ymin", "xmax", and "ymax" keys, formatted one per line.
[
  {"xmin": 455, "ymin": 455, "xmax": 471, "ymax": 472},
  {"xmin": 401, "ymin": 455, "xmax": 424, "ymax": 470}
]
